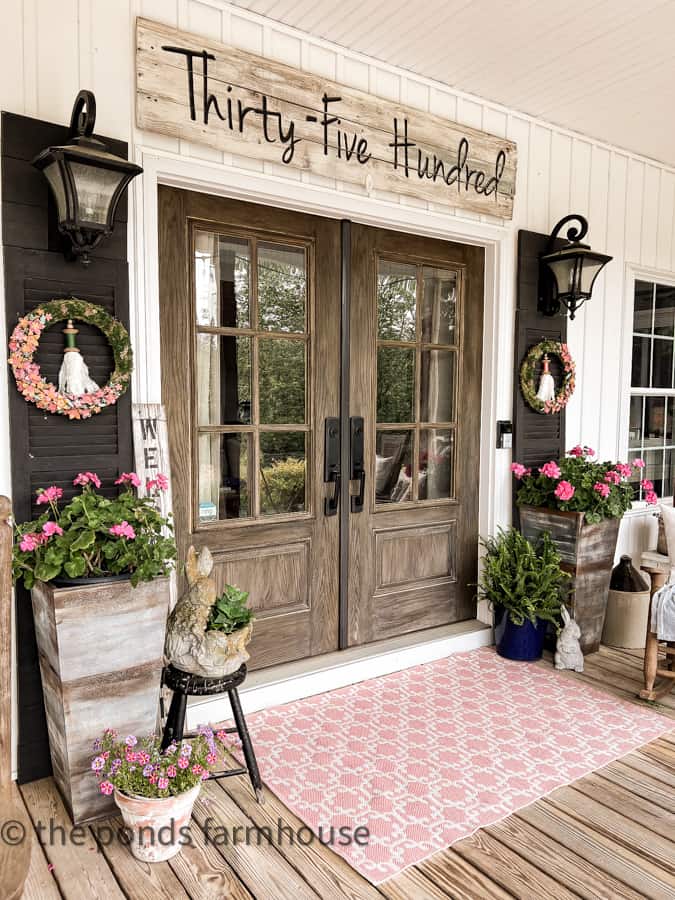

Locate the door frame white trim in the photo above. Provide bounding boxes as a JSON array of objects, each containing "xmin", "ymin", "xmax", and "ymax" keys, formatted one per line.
[{"xmin": 131, "ymin": 147, "xmax": 509, "ymax": 704}]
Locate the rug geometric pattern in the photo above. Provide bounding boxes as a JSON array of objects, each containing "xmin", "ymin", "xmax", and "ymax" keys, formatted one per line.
[{"xmin": 241, "ymin": 647, "xmax": 672, "ymax": 883}]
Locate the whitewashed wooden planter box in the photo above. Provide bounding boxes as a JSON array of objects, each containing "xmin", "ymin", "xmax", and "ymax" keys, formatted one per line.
[
  {"xmin": 31, "ymin": 576, "xmax": 170, "ymax": 823},
  {"xmin": 519, "ymin": 507, "xmax": 620, "ymax": 655}
]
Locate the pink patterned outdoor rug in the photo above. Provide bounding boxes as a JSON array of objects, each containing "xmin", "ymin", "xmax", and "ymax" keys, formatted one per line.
[{"xmin": 241, "ymin": 647, "xmax": 672, "ymax": 883}]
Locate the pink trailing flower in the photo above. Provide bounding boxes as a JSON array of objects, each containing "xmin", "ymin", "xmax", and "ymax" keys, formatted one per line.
[
  {"xmin": 115, "ymin": 472, "xmax": 141, "ymax": 488},
  {"xmin": 99, "ymin": 781, "xmax": 114, "ymax": 796},
  {"xmin": 91, "ymin": 756, "xmax": 105, "ymax": 772},
  {"xmin": 42, "ymin": 521, "xmax": 63, "ymax": 537},
  {"xmin": 157, "ymin": 776, "xmax": 169, "ymax": 790},
  {"xmin": 109, "ymin": 521, "xmax": 136, "ymax": 540},
  {"xmin": 177, "ymin": 756, "xmax": 189, "ymax": 770},
  {"xmin": 632, "ymin": 458, "xmax": 646, "ymax": 469},
  {"xmin": 74, "ymin": 471, "xmax": 101, "ymax": 488},
  {"xmin": 137, "ymin": 752, "xmax": 150, "ymax": 765},
  {"xmin": 125, "ymin": 735, "xmax": 138, "ymax": 747},
  {"xmin": 510, "ymin": 462, "xmax": 528, "ymax": 479},
  {"xmin": 125, "ymin": 750, "xmax": 138, "ymax": 763},
  {"xmin": 191, "ymin": 764, "xmax": 204, "ymax": 776},
  {"xmin": 216, "ymin": 730, "xmax": 229, "ymax": 743},
  {"xmin": 641, "ymin": 479, "xmax": 654, "ymax": 491},
  {"xmin": 554, "ymin": 480, "xmax": 575, "ymax": 501},
  {"xmin": 36, "ymin": 485, "xmax": 63, "ymax": 505},
  {"xmin": 167, "ymin": 765, "xmax": 177, "ymax": 778},
  {"xmin": 645, "ymin": 491, "xmax": 658, "ymax": 505},
  {"xmin": 206, "ymin": 752, "xmax": 217, "ymax": 766},
  {"xmin": 593, "ymin": 482, "xmax": 610, "ymax": 498},
  {"xmin": 604, "ymin": 470, "xmax": 621, "ymax": 485},
  {"xmin": 202, "ymin": 771, "xmax": 210, "ymax": 780},
  {"xmin": 539, "ymin": 461, "xmax": 561, "ymax": 479}
]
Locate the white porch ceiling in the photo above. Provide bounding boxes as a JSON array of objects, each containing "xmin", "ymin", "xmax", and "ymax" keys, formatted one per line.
[{"xmin": 229, "ymin": 0, "xmax": 675, "ymax": 166}]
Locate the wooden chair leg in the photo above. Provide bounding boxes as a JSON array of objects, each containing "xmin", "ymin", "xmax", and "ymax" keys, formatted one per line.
[{"xmin": 640, "ymin": 568, "xmax": 666, "ymax": 700}]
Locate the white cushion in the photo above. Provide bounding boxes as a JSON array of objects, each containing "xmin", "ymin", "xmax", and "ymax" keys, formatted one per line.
[{"xmin": 659, "ymin": 504, "xmax": 675, "ymax": 569}]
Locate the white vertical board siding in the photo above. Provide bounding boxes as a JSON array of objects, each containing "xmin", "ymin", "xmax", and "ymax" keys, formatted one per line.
[{"xmin": 1, "ymin": 0, "xmax": 675, "ymax": 564}]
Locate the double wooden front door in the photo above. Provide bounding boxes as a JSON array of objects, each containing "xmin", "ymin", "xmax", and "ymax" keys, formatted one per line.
[{"xmin": 159, "ymin": 188, "xmax": 484, "ymax": 670}]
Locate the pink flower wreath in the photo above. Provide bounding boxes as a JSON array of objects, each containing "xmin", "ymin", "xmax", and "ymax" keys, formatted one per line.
[{"xmin": 8, "ymin": 298, "xmax": 132, "ymax": 420}]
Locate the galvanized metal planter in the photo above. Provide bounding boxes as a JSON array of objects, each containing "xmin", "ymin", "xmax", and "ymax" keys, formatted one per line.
[
  {"xmin": 31, "ymin": 576, "xmax": 170, "ymax": 823},
  {"xmin": 519, "ymin": 507, "xmax": 620, "ymax": 655}
]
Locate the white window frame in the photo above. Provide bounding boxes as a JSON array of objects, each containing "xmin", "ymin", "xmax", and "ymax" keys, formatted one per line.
[{"xmin": 622, "ymin": 265, "xmax": 675, "ymax": 505}]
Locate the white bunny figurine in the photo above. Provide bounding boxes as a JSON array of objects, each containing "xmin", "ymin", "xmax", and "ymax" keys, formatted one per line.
[{"xmin": 554, "ymin": 605, "xmax": 584, "ymax": 672}]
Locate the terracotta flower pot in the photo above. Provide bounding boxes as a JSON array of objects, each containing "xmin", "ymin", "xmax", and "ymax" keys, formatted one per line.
[
  {"xmin": 519, "ymin": 506, "xmax": 620, "ymax": 654},
  {"xmin": 114, "ymin": 783, "xmax": 201, "ymax": 862}
]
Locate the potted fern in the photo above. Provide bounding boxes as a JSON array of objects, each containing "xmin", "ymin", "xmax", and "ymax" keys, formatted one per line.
[{"xmin": 478, "ymin": 528, "xmax": 569, "ymax": 661}]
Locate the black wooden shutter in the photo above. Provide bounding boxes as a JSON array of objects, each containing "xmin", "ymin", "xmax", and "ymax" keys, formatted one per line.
[
  {"xmin": 512, "ymin": 230, "xmax": 568, "ymax": 522},
  {"xmin": 2, "ymin": 112, "xmax": 133, "ymax": 781}
]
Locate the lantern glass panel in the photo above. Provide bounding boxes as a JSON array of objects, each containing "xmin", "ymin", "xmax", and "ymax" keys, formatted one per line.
[
  {"xmin": 43, "ymin": 161, "xmax": 69, "ymax": 221},
  {"xmin": 546, "ymin": 258, "xmax": 576, "ymax": 297},
  {"xmin": 579, "ymin": 258, "xmax": 605, "ymax": 295},
  {"xmin": 70, "ymin": 162, "xmax": 126, "ymax": 225}
]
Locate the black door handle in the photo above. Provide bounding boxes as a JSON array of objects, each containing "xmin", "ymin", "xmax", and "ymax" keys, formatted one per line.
[
  {"xmin": 324, "ymin": 417, "xmax": 340, "ymax": 517},
  {"xmin": 350, "ymin": 416, "xmax": 365, "ymax": 513}
]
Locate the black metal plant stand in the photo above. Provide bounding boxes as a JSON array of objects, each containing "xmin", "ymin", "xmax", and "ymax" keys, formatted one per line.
[{"xmin": 160, "ymin": 663, "xmax": 264, "ymax": 803}]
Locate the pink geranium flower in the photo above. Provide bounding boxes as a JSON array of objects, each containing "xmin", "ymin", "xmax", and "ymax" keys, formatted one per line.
[
  {"xmin": 109, "ymin": 521, "xmax": 136, "ymax": 540},
  {"xmin": 645, "ymin": 491, "xmax": 658, "ymax": 505},
  {"xmin": 19, "ymin": 532, "xmax": 46, "ymax": 552},
  {"xmin": 42, "ymin": 521, "xmax": 63, "ymax": 537},
  {"xmin": 74, "ymin": 471, "xmax": 101, "ymax": 488},
  {"xmin": 632, "ymin": 458, "xmax": 645, "ymax": 469},
  {"xmin": 593, "ymin": 482, "xmax": 610, "ymax": 498},
  {"xmin": 539, "ymin": 461, "xmax": 561, "ymax": 479},
  {"xmin": 614, "ymin": 463, "xmax": 632, "ymax": 479},
  {"xmin": 510, "ymin": 462, "xmax": 528, "ymax": 479},
  {"xmin": 554, "ymin": 480, "xmax": 575, "ymax": 501},
  {"xmin": 604, "ymin": 470, "xmax": 621, "ymax": 485},
  {"xmin": 641, "ymin": 479, "xmax": 654, "ymax": 491},
  {"xmin": 115, "ymin": 472, "xmax": 141, "ymax": 488},
  {"xmin": 568, "ymin": 445, "xmax": 584, "ymax": 457},
  {"xmin": 36, "ymin": 485, "xmax": 63, "ymax": 505}
]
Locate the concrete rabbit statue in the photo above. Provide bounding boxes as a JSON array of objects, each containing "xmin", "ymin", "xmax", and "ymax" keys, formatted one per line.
[
  {"xmin": 164, "ymin": 545, "xmax": 253, "ymax": 677},
  {"xmin": 554, "ymin": 605, "xmax": 584, "ymax": 672}
]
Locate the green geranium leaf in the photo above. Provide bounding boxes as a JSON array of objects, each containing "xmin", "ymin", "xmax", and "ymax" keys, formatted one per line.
[{"xmin": 71, "ymin": 529, "xmax": 96, "ymax": 551}]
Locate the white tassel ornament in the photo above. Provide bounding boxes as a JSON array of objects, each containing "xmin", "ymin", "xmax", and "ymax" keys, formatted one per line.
[
  {"xmin": 535, "ymin": 353, "xmax": 556, "ymax": 403},
  {"xmin": 58, "ymin": 319, "xmax": 99, "ymax": 395}
]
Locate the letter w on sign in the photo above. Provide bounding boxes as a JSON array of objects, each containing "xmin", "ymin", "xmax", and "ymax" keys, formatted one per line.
[{"xmin": 132, "ymin": 403, "xmax": 173, "ymax": 535}]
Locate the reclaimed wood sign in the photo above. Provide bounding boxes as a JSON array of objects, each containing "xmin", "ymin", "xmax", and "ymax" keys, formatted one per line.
[
  {"xmin": 136, "ymin": 18, "xmax": 517, "ymax": 218},
  {"xmin": 132, "ymin": 403, "xmax": 173, "ymax": 526}
]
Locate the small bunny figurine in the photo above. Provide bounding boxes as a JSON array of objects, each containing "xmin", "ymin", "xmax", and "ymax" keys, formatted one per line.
[
  {"xmin": 165, "ymin": 545, "xmax": 253, "ymax": 678},
  {"xmin": 554, "ymin": 605, "xmax": 584, "ymax": 672}
]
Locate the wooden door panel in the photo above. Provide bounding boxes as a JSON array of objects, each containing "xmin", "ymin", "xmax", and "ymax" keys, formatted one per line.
[
  {"xmin": 348, "ymin": 224, "xmax": 484, "ymax": 645},
  {"xmin": 159, "ymin": 188, "xmax": 341, "ymax": 670}
]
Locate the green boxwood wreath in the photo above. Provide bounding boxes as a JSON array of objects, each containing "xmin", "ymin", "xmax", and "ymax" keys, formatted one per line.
[
  {"xmin": 520, "ymin": 340, "xmax": 575, "ymax": 415},
  {"xmin": 8, "ymin": 298, "xmax": 132, "ymax": 420}
]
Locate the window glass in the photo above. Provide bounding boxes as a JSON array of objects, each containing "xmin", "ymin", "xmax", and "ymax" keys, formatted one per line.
[
  {"xmin": 629, "ymin": 277, "xmax": 675, "ymax": 499},
  {"xmin": 377, "ymin": 260, "xmax": 417, "ymax": 341},
  {"xmin": 193, "ymin": 231, "xmax": 310, "ymax": 522},
  {"xmin": 258, "ymin": 243, "xmax": 306, "ymax": 332}
]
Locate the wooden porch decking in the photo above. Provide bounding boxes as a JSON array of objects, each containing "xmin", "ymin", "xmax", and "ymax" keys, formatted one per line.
[{"xmin": 18, "ymin": 646, "xmax": 675, "ymax": 900}]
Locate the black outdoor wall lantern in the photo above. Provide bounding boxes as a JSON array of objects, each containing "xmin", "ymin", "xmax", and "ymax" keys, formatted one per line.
[
  {"xmin": 538, "ymin": 214, "xmax": 612, "ymax": 321},
  {"xmin": 32, "ymin": 90, "xmax": 142, "ymax": 266}
]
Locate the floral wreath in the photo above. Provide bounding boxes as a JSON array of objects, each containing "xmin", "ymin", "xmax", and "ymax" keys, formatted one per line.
[
  {"xmin": 520, "ymin": 339, "xmax": 575, "ymax": 415},
  {"xmin": 8, "ymin": 298, "xmax": 132, "ymax": 420}
]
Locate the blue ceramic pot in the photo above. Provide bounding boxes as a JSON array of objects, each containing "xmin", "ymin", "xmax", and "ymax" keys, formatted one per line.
[{"xmin": 494, "ymin": 604, "xmax": 548, "ymax": 661}]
